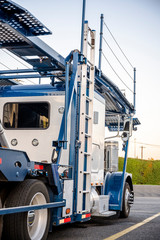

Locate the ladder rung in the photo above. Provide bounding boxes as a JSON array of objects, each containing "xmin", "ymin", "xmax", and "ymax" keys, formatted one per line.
[
  {"xmin": 84, "ymin": 152, "xmax": 91, "ymax": 156},
  {"xmin": 83, "ymin": 171, "xmax": 90, "ymax": 174},
  {"xmin": 87, "ymin": 41, "xmax": 92, "ymax": 47},
  {"xmin": 87, "ymin": 78, "xmax": 93, "ymax": 84},
  {"xmin": 83, "ymin": 190, "xmax": 90, "ymax": 194},
  {"xmin": 85, "ymin": 133, "xmax": 91, "ymax": 138},
  {"xmin": 88, "ymin": 26, "xmax": 93, "ymax": 33},
  {"xmin": 87, "ymin": 59, "xmax": 93, "ymax": 67},
  {"xmin": 82, "ymin": 210, "xmax": 90, "ymax": 213},
  {"xmin": 86, "ymin": 96, "xmax": 92, "ymax": 102},
  {"xmin": 85, "ymin": 114, "xmax": 92, "ymax": 120}
]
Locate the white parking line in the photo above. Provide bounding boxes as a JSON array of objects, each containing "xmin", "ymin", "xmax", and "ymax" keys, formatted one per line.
[{"xmin": 104, "ymin": 212, "xmax": 160, "ymax": 240}]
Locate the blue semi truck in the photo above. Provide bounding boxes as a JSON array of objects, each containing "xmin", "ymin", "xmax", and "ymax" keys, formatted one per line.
[{"xmin": 0, "ymin": 1, "xmax": 139, "ymax": 239}]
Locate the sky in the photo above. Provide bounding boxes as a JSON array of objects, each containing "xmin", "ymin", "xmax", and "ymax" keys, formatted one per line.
[{"xmin": 1, "ymin": 0, "xmax": 160, "ymax": 159}]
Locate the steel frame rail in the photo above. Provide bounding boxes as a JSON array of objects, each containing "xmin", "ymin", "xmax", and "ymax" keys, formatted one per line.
[{"xmin": 0, "ymin": 201, "xmax": 65, "ymax": 215}]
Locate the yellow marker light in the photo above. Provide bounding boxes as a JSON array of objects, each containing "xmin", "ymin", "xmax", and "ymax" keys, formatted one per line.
[{"xmin": 66, "ymin": 208, "xmax": 70, "ymax": 214}]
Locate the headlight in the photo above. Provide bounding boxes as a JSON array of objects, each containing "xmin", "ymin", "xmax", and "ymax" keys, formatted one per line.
[
  {"xmin": 11, "ymin": 138, "xmax": 18, "ymax": 146},
  {"xmin": 32, "ymin": 139, "xmax": 39, "ymax": 146}
]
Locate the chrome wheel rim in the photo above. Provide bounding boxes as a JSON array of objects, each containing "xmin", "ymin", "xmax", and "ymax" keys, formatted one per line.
[
  {"xmin": 125, "ymin": 188, "xmax": 130, "ymax": 213},
  {"xmin": 27, "ymin": 192, "xmax": 48, "ymax": 240}
]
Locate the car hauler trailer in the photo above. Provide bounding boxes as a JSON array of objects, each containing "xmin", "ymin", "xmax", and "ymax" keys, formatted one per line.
[{"xmin": 0, "ymin": 0, "xmax": 140, "ymax": 239}]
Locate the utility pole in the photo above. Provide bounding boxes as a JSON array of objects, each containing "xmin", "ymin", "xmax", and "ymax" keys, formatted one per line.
[
  {"xmin": 140, "ymin": 146, "xmax": 145, "ymax": 159},
  {"xmin": 134, "ymin": 138, "xmax": 136, "ymax": 158}
]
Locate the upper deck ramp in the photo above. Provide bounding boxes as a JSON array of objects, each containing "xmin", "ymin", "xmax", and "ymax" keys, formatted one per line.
[{"xmin": 0, "ymin": 0, "xmax": 65, "ymax": 70}]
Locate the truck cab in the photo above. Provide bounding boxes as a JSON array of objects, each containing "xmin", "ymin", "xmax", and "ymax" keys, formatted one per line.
[{"xmin": 0, "ymin": 84, "xmax": 106, "ymax": 184}]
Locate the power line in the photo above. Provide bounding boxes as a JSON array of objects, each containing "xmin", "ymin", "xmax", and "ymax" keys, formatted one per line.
[
  {"xmin": 140, "ymin": 145, "xmax": 145, "ymax": 159},
  {"xmin": 0, "ymin": 61, "xmax": 11, "ymax": 70},
  {"xmin": 102, "ymin": 36, "xmax": 134, "ymax": 81},
  {"xmin": 0, "ymin": 50, "xmax": 36, "ymax": 85},
  {"xmin": 1, "ymin": 49, "xmax": 29, "ymax": 69},
  {"xmin": 102, "ymin": 52, "xmax": 133, "ymax": 93},
  {"xmin": 134, "ymin": 141, "xmax": 160, "ymax": 148},
  {"xmin": 103, "ymin": 21, "xmax": 134, "ymax": 69}
]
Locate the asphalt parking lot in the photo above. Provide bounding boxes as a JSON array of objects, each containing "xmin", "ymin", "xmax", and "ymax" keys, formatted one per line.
[{"xmin": 48, "ymin": 185, "xmax": 160, "ymax": 240}]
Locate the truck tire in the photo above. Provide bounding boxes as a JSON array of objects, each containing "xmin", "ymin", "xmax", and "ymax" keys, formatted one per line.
[
  {"xmin": 3, "ymin": 179, "xmax": 50, "ymax": 240},
  {"xmin": 120, "ymin": 182, "xmax": 131, "ymax": 218}
]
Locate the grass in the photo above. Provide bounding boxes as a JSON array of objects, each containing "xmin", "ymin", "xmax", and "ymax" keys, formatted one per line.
[{"xmin": 118, "ymin": 157, "xmax": 160, "ymax": 185}]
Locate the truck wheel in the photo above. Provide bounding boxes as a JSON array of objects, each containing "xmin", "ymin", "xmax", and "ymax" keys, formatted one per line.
[
  {"xmin": 3, "ymin": 179, "xmax": 50, "ymax": 240},
  {"xmin": 120, "ymin": 182, "xmax": 131, "ymax": 218}
]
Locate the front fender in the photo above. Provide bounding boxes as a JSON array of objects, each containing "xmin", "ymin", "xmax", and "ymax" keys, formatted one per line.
[{"xmin": 104, "ymin": 172, "xmax": 132, "ymax": 210}]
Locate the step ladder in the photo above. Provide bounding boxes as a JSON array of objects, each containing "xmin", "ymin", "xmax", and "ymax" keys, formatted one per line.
[{"xmin": 77, "ymin": 22, "xmax": 95, "ymax": 214}]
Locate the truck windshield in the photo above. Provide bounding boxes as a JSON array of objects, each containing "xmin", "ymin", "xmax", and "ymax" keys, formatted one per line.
[{"xmin": 3, "ymin": 102, "xmax": 49, "ymax": 129}]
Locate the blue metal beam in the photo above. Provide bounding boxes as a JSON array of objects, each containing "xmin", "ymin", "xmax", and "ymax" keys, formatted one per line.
[
  {"xmin": 98, "ymin": 14, "xmax": 104, "ymax": 72},
  {"xmin": 0, "ymin": 74, "xmax": 64, "ymax": 80},
  {"xmin": 0, "ymin": 69, "xmax": 37, "ymax": 74},
  {"xmin": 64, "ymin": 61, "xmax": 70, "ymax": 149},
  {"xmin": 119, "ymin": 139, "xmax": 129, "ymax": 210},
  {"xmin": 0, "ymin": 201, "xmax": 65, "ymax": 216},
  {"xmin": 53, "ymin": 51, "xmax": 79, "ymax": 162},
  {"xmin": 133, "ymin": 68, "xmax": 136, "ymax": 113},
  {"xmin": 80, "ymin": 0, "xmax": 86, "ymax": 54}
]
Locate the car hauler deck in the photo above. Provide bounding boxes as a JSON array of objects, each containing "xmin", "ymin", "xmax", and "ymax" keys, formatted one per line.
[{"xmin": 0, "ymin": 0, "xmax": 140, "ymax": 239}]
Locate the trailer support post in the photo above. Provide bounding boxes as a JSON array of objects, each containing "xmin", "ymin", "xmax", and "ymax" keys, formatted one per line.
[
  {"xmin": 98, "ymin": 14, "xmax": 104, "ymax": 75},
  {"xmin": 133, "ymin": 67, "xmax": 136, "ymax": 113},
  {"xmin": 119, "ymin": 139, "xmax": 129, "ymax": 210},
  {"xmin": 64, "ymin": 61, "xmax": 70, "ymax": 149},
  {"xmin": 80, "ymin": 0, "xmax": 86, "ymax": 54}
]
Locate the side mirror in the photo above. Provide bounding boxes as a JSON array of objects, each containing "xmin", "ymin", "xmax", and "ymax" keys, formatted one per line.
[
  {"xmin": 124, "ymin": 120, "xmax": 130, "ymax": 132},
  {"xmin": 121, "ymin": 119, "xmax": 132, "ymax": 142},
  {"xmin": 51, "ymin": 148, "xmax": 58, "ymax": 163},
  {"xmin": 121, "ymin": 131, "xmax": 129, "ymax": 142}
]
